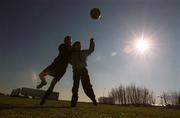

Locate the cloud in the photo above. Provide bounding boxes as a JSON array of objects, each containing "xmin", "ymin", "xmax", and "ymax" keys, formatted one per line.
[{"xmin": 111, "ymin": 52, "xmax": 117, "ymax": 56}]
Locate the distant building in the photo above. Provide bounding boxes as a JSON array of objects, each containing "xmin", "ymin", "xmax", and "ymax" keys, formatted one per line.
[
  {"xmin": 11, "ymin": 87, "xmax": 59, "ymax": 100},
  {"xmin": 0, "ymin": 92, "xmax": 5, "ymax": 96}
]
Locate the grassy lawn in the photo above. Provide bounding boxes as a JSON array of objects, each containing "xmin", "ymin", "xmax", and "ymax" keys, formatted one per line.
[{"xmin": 0, "ymin": 95, "xmax": 180, "ymax": 118}]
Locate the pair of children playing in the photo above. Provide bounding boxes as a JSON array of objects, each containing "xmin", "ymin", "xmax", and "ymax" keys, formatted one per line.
[{"xmin": 38, "ymin": 37, "xmax": 97, "ymax": 107}]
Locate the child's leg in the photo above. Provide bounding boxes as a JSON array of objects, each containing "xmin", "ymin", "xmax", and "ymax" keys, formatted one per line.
[
  {"xmin": 71, "ymin": 69, "xmax": 81, "ymax": 107},
  {"xmin": 39, "ymin": 70, "xmax": 48, "ymax": 82},
  {"xmin": 37, "ymin": 67, "xmax": 50, "ymax": 89},
  {"xmin": 40, "ymin": 71, "xmax": 65, "ymax": 105},
  {"xmin": 40, "ymin": 78, "xmax": 58, "ymax": 105},
  {"xmin": 81, "ymin": 68, "xmax": 97, "ymax": 105}
]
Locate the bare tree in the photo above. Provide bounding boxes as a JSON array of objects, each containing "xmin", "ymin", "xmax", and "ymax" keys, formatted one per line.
[
  {"xmin": 107, "ymin": 84, "xmax": 155, "ymax": 106},
  {"xmin": 160, "ymin": 91, "xmax": 180, "ymax": 106}
]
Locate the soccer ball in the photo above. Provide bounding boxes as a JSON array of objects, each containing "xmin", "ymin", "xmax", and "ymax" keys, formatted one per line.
[{"xmin": 90, "ymin": 8, "xmax": 101, "ymax": 20}]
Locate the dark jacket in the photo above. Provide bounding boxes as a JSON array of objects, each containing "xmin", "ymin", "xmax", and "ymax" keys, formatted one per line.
[
  {"xmin": 51, "ymin": 44, "xmax": 71, "ymax": 71},
  {"xmin": 70, "ymin": 40, "xmax": 95, "ymax": 70}
]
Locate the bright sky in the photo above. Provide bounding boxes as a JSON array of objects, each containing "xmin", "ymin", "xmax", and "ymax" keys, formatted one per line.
[{"xmin": 0, "ymin": 0, "xmax": 180, "ymax": 102}]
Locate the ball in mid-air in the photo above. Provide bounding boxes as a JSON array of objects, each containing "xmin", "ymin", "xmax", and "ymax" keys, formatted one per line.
[{"xmin": 90, "ymin": 8, "xmax": 101, "ymax": 20}]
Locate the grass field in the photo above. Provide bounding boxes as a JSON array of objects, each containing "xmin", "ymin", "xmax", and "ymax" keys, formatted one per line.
[{"xmin": 0, "ymin": 96, "xmax": 180, "ymax": 118}]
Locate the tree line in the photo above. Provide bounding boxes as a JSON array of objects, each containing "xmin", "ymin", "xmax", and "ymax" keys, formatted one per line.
[
  {"xmin": 98, "ymin": 84, "xmax": 180, "ymax": 107},
  {"xmin": 161, "ymin": 91, "xmax": 180, "ymax": 106}
]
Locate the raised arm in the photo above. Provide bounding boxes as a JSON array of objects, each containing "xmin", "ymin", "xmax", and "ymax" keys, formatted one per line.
[{"xmin": 82, "ymin": 38, "xmax": 95, "ymax": 56}]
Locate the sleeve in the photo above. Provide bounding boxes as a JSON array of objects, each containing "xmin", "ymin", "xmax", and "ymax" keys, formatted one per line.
[
  {"xmin": 58, "ymin": 44, "xmax": 66, "ymax": 56},
  {"xmin": 58, "ymin": 44, "xmax": 64, "ymax": 52},
  {"xmin": 82, "ymin": 39, "xmax": 95, "ymax": 57}
]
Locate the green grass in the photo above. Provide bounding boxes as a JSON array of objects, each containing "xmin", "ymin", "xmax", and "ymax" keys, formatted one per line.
[{"xmin": 0, "ymin": 96, "xmax": 180, "ymax": 118}]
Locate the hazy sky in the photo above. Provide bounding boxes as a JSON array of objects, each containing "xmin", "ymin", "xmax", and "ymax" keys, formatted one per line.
[{"xmin": 0, "ymin": 0, "xmax": 180, "ymax": 102}]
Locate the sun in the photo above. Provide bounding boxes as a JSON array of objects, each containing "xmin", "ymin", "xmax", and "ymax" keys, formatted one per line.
[
  {"xmin": 123, "ymin": 32, "xmax": 154, "ymax": 57},
  {"xmin": 134, "ymin": 39, "xmax": 150, "ymax": 54}
]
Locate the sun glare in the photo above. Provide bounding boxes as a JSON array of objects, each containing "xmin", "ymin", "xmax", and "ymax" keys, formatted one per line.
[
  {"xmin": 123, "ymin": 32, "xmax": 154, "ymax": 57},
  {"xmin": 134, "ymin": 39, "xmax": 150, "ymax": 53}
]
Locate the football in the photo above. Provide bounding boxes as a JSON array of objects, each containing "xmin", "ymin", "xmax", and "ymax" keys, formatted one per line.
[{"xmin": 90, "ymin": 8, "xmax": 101, "ymax": 20}]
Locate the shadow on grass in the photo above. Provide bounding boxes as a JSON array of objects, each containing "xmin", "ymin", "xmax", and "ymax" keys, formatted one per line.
[{"xmin": 0, "ymin": 105, "xmax": 71, "ymax": 109}]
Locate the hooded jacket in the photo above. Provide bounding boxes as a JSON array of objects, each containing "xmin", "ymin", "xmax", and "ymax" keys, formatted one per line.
[{"xmin": 70, "ymin": 40, "xmax": 95, "ymax": 70}]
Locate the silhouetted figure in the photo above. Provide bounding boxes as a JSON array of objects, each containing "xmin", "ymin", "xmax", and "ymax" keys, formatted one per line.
[
  {"xmin": 38, "ymin": 36, "xmax": 72, "ymax": 105},
  {"xmin": 70, "ymin": 38, "xmax": 97, "ymax": 107}
]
